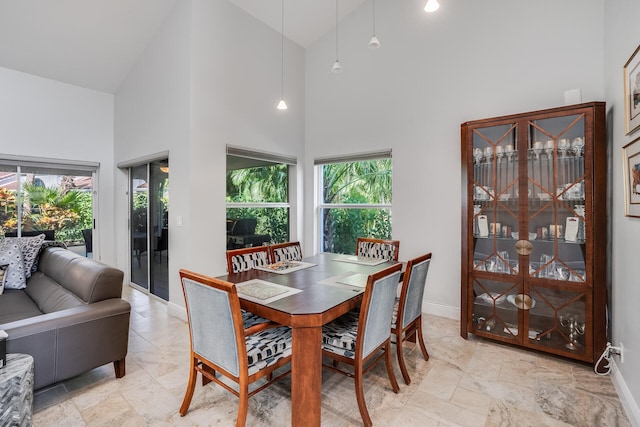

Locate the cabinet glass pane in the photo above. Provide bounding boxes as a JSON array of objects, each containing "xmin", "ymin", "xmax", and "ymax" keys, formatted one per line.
[
  {"xmin": 472, "ymin": 278, "xmax": 518, "ymax": 339},
  {"xmin": 526, "ymin": 284, "xmax": 589, "ymax": 357},
  {"xmin": 472, "ymin": 123, "xmax": 519, "ymax": 276},
  {"xmin": 526, "ymin": 115, "xmax": 587, "ymax": 282}
]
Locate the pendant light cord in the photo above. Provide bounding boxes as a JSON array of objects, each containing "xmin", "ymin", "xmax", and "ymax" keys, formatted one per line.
[
  {"xmin": 281, "ymin": 0, "xmax": 285, "ymax": 98},
  {"xmin": 335, "ymin": 0, "xmax": 339, "ymax": 61},
  {"xmin": 372, "ymin": 0, "xmax": 376, "ymax": 35}
]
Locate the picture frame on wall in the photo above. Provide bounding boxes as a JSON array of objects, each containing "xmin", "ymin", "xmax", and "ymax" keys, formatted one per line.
[
  {"xmin": 622, "ymin": 136, "xmax": 640, "ymax": 217},
  {"xmin": 623, "ymin": 44, "xmax": 640, "ymax": 135}
]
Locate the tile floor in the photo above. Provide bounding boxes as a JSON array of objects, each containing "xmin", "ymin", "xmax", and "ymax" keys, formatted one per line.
[{"xmin": 33, "ymin": 286, "xmax": 630, "ymax": 426}]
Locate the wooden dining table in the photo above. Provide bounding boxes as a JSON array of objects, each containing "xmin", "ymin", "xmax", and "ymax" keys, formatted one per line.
[{"xmin": 217, "ymin": 253, "xmax": 397, "ymax": 427}]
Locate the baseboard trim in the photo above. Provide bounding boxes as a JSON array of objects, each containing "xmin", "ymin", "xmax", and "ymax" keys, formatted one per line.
[
  {"xmin": 423, "ymin": 301, "xmax": 460, "ymax": 320},
  {"xmin": 167, "ymin": 301, "xmax": 187, "ymax": 322},
  {"xmin": 611, "ymin": 360, "xmax": 640, "ymax": 427}
]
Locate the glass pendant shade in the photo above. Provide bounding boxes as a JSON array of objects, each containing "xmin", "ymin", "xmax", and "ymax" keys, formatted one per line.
[
  {"xmin": 331, "ymin": 60, "xmax": 343, "ymax": 73},
  {"xmin": 424, "ymin": 0, "xmax": 440, "ymax": 12},
  {"xmin": 277, "ymin": 99, "xmax": 288, "ymax": 110},
  {"xmin": 368, "ymin": 35, "xmax": 380, "ymax": 48}
]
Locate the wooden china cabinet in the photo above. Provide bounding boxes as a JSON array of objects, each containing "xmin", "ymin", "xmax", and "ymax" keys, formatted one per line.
[{"xmin": 460, "ymin": 102, "xmax": 607, "ymax": 367}]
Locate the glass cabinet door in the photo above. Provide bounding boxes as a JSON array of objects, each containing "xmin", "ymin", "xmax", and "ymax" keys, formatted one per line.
[
  {"xmin": 521, "ymin": 113, "xmax": 590, "ymax": 357},
  {"xmin": 470, "ymin": 122, "xmax": 521, "ymax": 339}
]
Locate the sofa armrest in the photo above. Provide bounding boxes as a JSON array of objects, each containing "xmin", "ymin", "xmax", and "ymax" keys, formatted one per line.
[{"xmin": 3, "ymin": 299, "xmax": 131, "ymax": 390}]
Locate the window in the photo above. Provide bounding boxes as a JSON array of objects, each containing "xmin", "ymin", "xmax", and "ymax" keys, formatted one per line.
[
  {"xmin": 0, "ymin": 157, "xmax": 97, "ymax": 249},
  {"xmin": 316, "ymin": 151, "xmax": 392, "ymax": 254},
  {"xmin": 226, "ymin": 147, "xmax": 296, "ymax": 249}
]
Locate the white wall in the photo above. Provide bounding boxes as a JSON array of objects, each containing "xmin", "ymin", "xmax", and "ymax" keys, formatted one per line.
[
  {"xmin": 604, "ymin": 0, "xmax": 640, "ymax": 424},
  {"xmin": 0, "ymin": 66, "xmax": 116, "ymax": 263},
  {"xmin": 114, "ymin": 0, "xmax": 305, "ymax": 311},
  {"xmin": 304, "ymin": 0, "xmax": 605, "ymax": 318},
  {"xmin": 114, "ymin": 0, "xmax": 191, "ymax": 306}
]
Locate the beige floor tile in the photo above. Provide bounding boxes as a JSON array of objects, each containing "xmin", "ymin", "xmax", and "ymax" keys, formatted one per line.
[{"xmin": 31, "ymin": 287, "xmax": 630, "ymax": 427}]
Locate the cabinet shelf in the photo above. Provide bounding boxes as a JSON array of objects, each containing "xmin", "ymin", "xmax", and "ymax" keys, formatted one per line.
[{"xmin": 462, "ymin": 102, "xmax": 607, "ymax": 367}]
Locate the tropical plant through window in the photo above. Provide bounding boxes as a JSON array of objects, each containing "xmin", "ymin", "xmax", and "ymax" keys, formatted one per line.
[
  {"xmin": 0, "ymin": 168, "xmax": 93, "ymax": 244},
  {"xmin": 320, "ymin": 159, "xmax": 392, "ymax": 254},
  {"xmin": 226, "ymin": 159, "xmax": 289, "ymax": 248}
]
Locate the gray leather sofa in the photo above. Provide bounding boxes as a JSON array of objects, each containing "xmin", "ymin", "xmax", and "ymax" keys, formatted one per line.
[{"xmin": 0, "ymin": 247, "xmax": 130, "ymax": 390}]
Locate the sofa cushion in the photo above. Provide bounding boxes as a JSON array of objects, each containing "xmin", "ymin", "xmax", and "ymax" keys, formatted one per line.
[
  {"xmin": 25, "ymin": 272, "xmax": 84, "ymax": 313},
  {"xmin": 0, "ymin": 239, "xmax": 27, "ymax": 290},
  {"xmin": 37, "ymin": 248, "xmax": 123, "ymax": 303},
  {"xmin": 0, "ymin": 289, "xmax": 43, "ymax": 324},
  {"xmin": 0, "ymin": 264, "xmax": 8, "ymax": 295}
]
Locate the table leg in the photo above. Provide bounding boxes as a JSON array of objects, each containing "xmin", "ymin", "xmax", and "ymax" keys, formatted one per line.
[{"xmin": 291, "ymin": 326, "xmax": 322, "ymax": 427}]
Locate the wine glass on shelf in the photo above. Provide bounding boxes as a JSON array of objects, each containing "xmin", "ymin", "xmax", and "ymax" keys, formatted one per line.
[
  {"xmin": 505, "ymin": 144, "xmax": 514, "ymax": 161},
  {"xmin": 484, "ymin": 146, "xmax": 493, "ymax": 161},
  {"xmin": 571, "ymin": 137, "xmax": 585, "ymax": 156},
  {"xmin": 532, "ymin": 141, "xmax": 543, "ymax": 160},
  {"xmin": 558, "ymin": 138, "xmax": 570, "ymax": 157},
  {"xmin": 544, "ymin": 140, "xmax": 554, "ymax": 160},
  {"xmin": 473, "ymin": 147, "xmax": 483, "ymax": 163},
  {"xmin": 495, "ymin": 145, "xmax": 504, "ymax": 163}
]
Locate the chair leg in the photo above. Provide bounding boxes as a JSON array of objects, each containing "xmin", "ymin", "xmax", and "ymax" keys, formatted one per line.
[
  {"xmin": 354, "ymin": 363, "xmax": 373, "ymax": 427},
  {"xmin": 384, "ymin": 341, "xmax": 400, "ymax": 393},
  {"xmin": 236, "ymin": 379, "xmax": 249, "ymax": 427},
  {"xmin": 180, "ymin": 357, "xmax": 198, "ymax": 416},
  {"xmin": 416, "ymin": 317, "xmax": 430, "ymax": 361},
  {"xmin": 396, "ymin": 330, "xmax": 412, "ymax": 385}
]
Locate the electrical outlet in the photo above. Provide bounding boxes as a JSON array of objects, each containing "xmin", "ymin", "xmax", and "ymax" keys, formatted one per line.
[{"xmin": 620, "ymin": 342, "xmax": 624, "ymax": 363}]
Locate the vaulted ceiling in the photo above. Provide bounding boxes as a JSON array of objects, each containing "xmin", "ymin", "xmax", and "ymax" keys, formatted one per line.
[{"xmin": 0, "ymin": 0, "xmax": 366, "ymax": 93}]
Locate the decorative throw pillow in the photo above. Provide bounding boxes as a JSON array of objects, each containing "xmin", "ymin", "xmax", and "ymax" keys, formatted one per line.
[
  {"xmin": 31, "ymin": 241, "xmax": 68, "ymax": 274},
  {"xmin": 0, "ymin": 264, "xmax": 8, "ymax": 295},
  {"xmin": 0, "ymin": 239, "xmax": 27, "ymax": 290},
  {"xmin": 6, "ymin": 234, "xmax": 46, "ymax": 279}
]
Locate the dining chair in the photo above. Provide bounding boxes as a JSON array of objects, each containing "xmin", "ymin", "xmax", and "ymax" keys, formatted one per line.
[
  {"xmin": 356, "ymin": 237, "xmax": 400, "ymax": 261},
  {"xmin": 178, "ymin": 269, "xmax": 292, "ymax": 427},
  {"xmin": 269, "ymin": 241, "xmax": 302, "ymax": 262},
  {"xmin": 391, "ymin": 252, "xmax": 432, "ymax": 385},
  {"xmin": 321, "ymin": 263, "xmax": 402, "ymax": 427},
  {"xmin": 226, "ymin": 245, "xmax": 271, "ymax": 273}
]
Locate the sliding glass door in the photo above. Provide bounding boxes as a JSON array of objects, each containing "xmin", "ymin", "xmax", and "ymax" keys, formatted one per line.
[{"xmin": 129, "ymin": 159, "xmax": 169, "ymax": 300}]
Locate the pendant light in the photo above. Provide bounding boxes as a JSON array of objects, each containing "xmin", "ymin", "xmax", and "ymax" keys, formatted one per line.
[
  {"xmin": 368, "ymin": 0, "xmax": 380, "ymax": 48},
  {"xmin": 277, "ymin": 0, "xmax": 288, "ymax": 110},
  {"xmin": 331, "ymin": 0, "xmax": 342, "ymax": 73},
  {"xmin": 424, "ymin": 0, "xmax": 440, "ymax": 13}
]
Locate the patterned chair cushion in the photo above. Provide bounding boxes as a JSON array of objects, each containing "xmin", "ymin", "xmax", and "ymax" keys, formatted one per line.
[
  {"xmin": 246, "ymin": 325, "xmax": 292, "ymax": 375},
  {"xmin": 231, "ymin": 251, "xmax": 269, "ymax": 273},
  {"xmin": 272, "ymin": 245, "xmax": 302, "ymax": 262},
  {"xmin": 357, "ymin": 241, "xmax": 396, "ymax": 260},
  {"xmin": 242, "ymin": 310, "xmax": 270, "ymax": 328},
  {"xmin": 321, "ymin": 310, "xmax": 360, "ymax": 358},
  {"xmin": 390, "ymin": 297, "xmax": 400, "ymax": 329}
]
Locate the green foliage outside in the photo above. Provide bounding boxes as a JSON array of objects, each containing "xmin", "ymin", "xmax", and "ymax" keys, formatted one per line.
[
  {"xmin": 227, "ymin": 163, "xmax": 289, "ymax": 243},
  {"xmin": 0, "ymin": 180, "xmax": 93, "ymax": 243},
  {"xmin": 322, "ymin": 159, "xmax": 392, "ymax": 254},
  {"xmin": 226, "ymin": 158, "xmax": 392, "ymax": 253}
]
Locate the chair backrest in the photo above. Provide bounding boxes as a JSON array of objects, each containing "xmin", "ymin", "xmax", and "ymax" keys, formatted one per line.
[
  {"xmin": 398, "ymin": 253, "xmax": 432, "ymax": 329},
  {"xmin": 269, "ymin": 241, "xmax": 302, "ymax": 262},
  {"xmin": 356, "ymin": 237, "xmax": 400, "ymax": 261},
  {"xmin": 358, "ymin": 263, "xmax": 403, "ymax": 358},
  {"xmin": 179, "ymin": 269, "xmax": 247, "ymax": 378},
  {"xmin": 226, "ymin": 246, "xmax": 270, "ymax": 273}
]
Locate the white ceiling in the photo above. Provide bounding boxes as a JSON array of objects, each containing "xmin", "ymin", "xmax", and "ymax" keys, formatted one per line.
[{"xmin": 0, "ymin": 0, "xmax": 367, "ymax": 94}]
